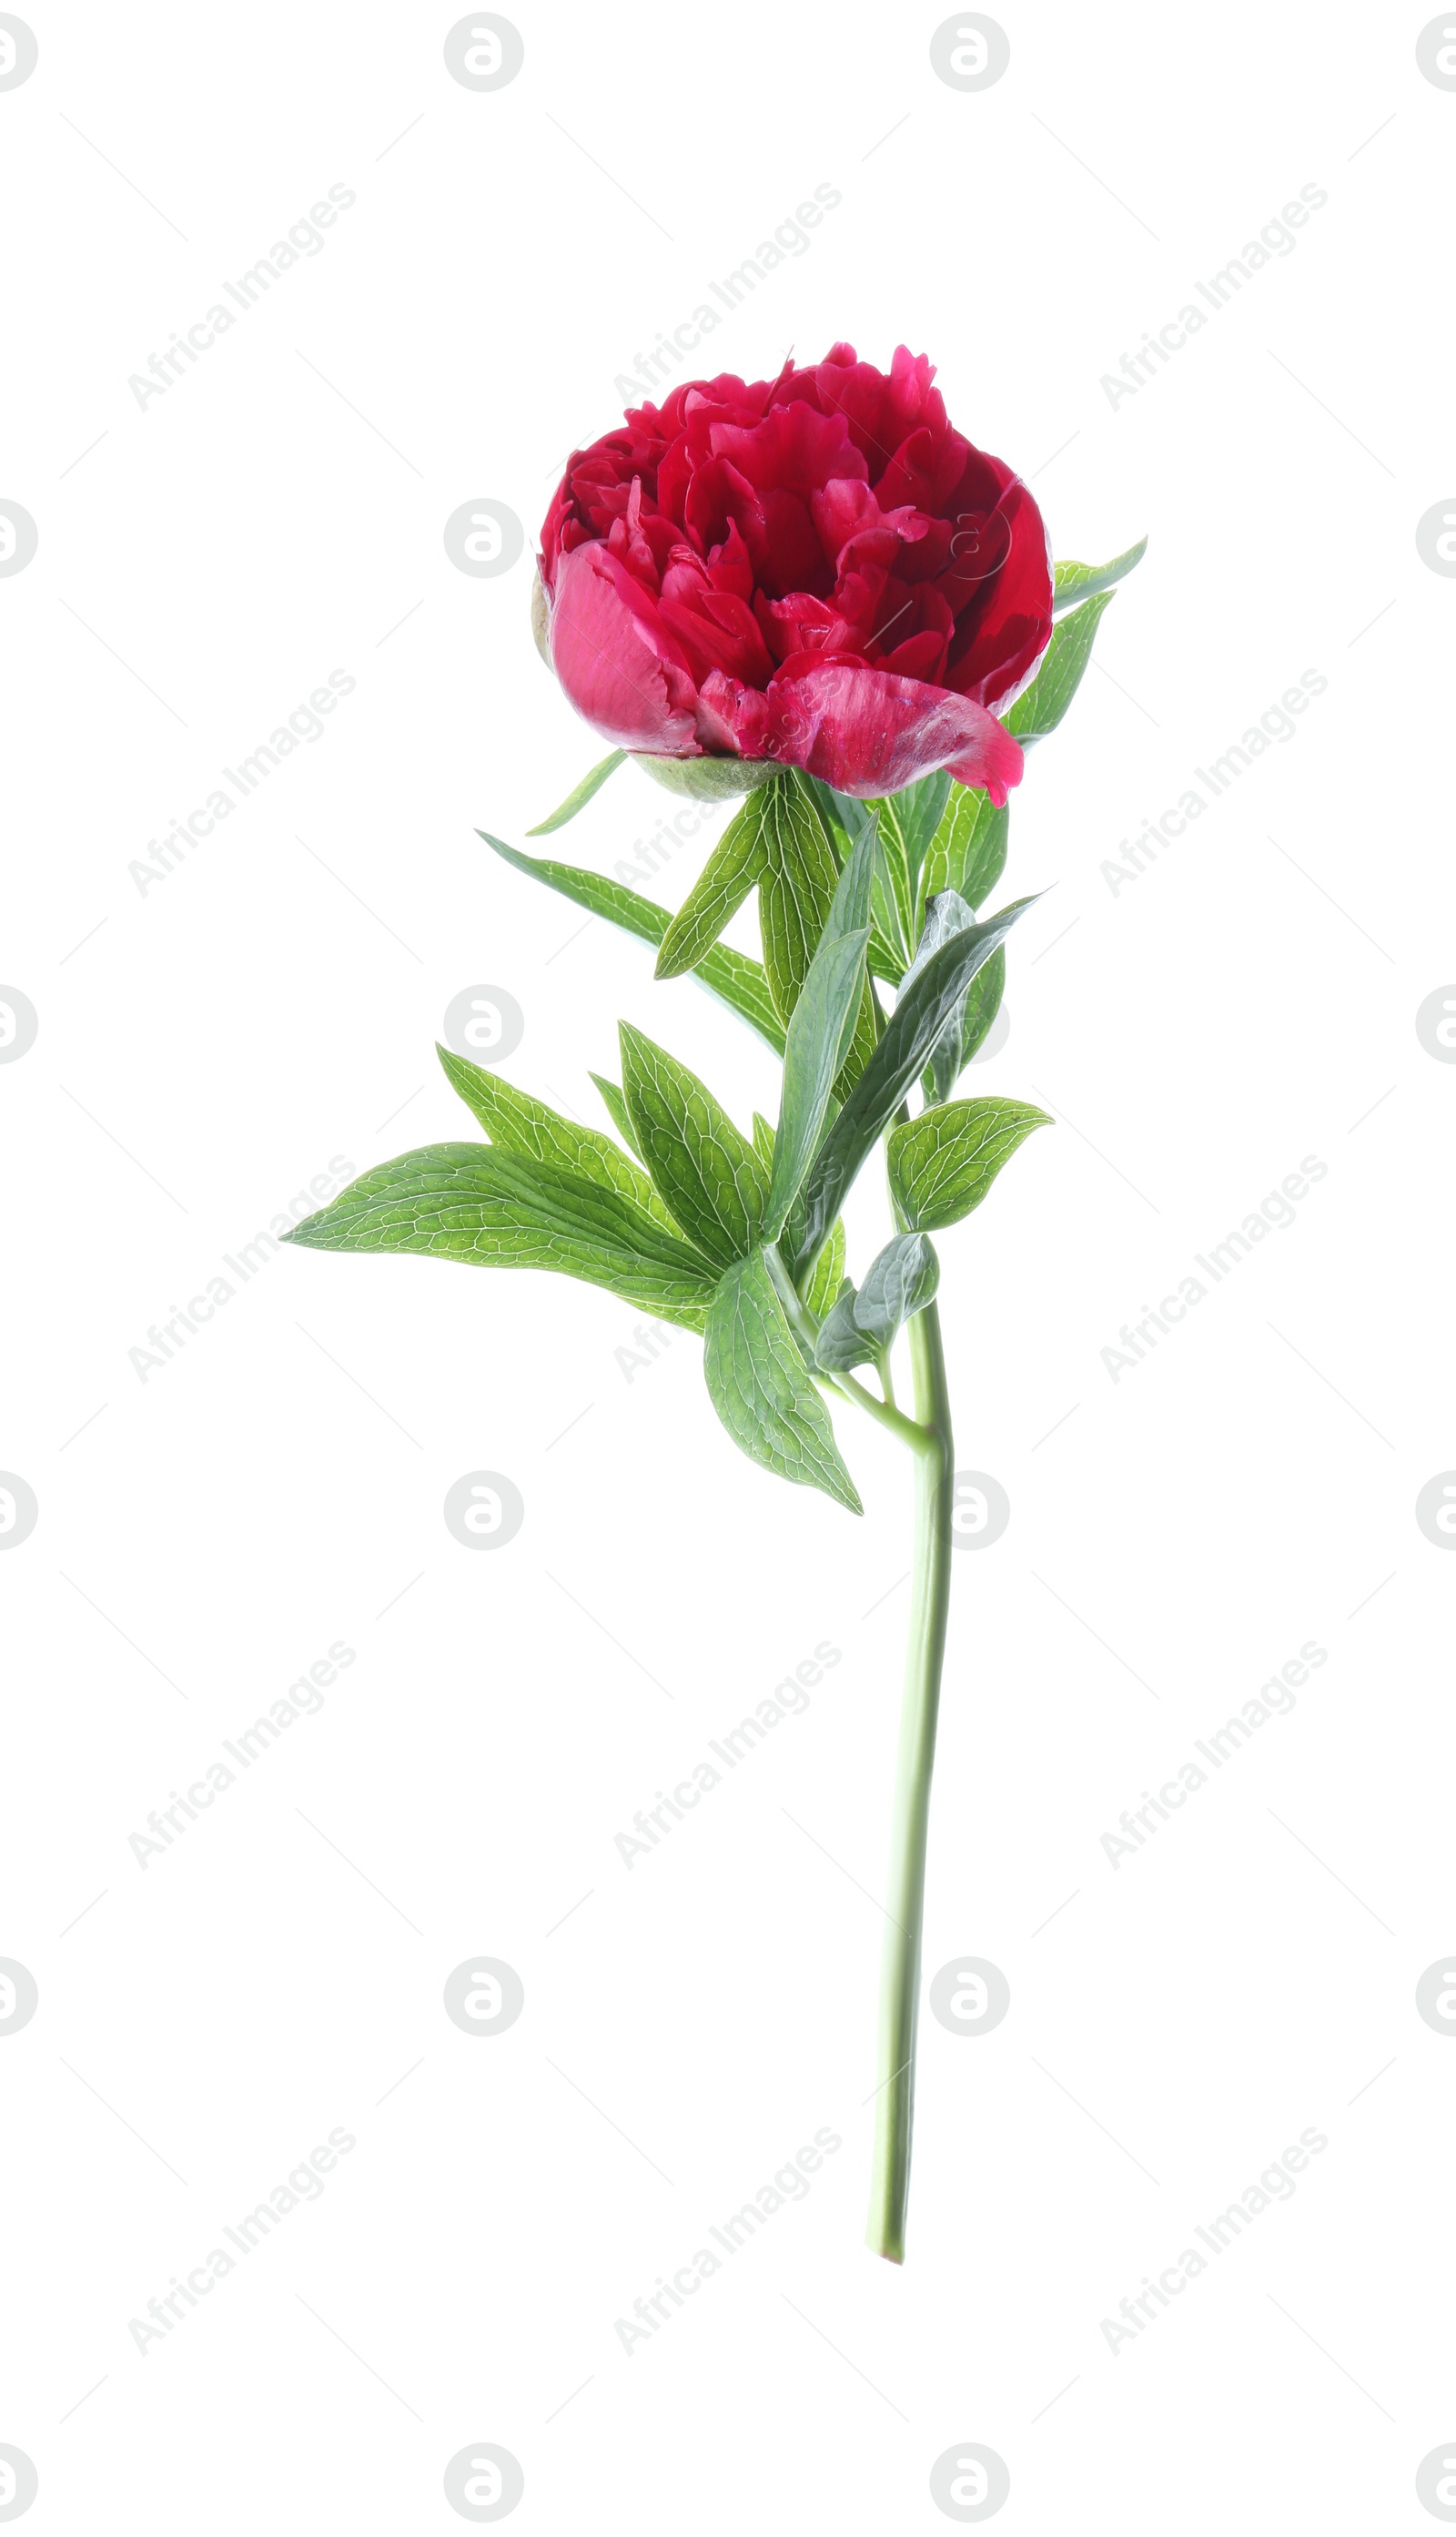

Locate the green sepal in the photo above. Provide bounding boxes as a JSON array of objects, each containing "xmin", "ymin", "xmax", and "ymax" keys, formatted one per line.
[{"xmin": 527, "ymin": 751, "xmax": 626, "ymax": 834}]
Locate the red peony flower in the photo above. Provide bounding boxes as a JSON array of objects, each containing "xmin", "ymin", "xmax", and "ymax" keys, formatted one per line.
[{"xmin": 536, "ymin": 344, "xmax": 1053, "ymax": 803}]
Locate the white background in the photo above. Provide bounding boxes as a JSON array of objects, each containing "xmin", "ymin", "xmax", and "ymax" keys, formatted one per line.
[{"xmin": 4, "ymin": 3, "xmax": 1455, "ymax": 2528}]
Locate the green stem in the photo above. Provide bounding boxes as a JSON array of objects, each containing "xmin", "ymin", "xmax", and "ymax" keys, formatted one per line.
[{"xmin": 865, "ymin": 1296, "xmax": 954, "ymax": 2263}]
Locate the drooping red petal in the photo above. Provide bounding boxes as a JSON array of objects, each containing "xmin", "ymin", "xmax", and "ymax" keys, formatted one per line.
[{"xmin": 697, "ymin": 660, "xmax": 1024, "ymax": 803}]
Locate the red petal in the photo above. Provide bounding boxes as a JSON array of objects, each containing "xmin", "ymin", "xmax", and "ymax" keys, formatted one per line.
[{"xmin": 547, "ymin": 543, "xmax": 701, "ymax": 755}]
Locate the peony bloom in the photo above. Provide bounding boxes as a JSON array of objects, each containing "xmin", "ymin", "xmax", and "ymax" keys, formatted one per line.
[{"xmin": 536, "ymin": 344, "xmax": 1053, "ymax": 803}]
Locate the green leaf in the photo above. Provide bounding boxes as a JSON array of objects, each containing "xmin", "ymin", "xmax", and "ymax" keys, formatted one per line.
[
  {"xmin": 917, "ymin": 785, "xmax": 1008, "ymax": 928},
  {"xmin": 1053, "ymin": 537, "xmax": 1147, "ymax": 614},
  {"xmin": 852, "ymin": 1231, "xmax": 939, "ymax": 1346},
  {"xmin": 591, "ymin": 1071, "xmax": 645, "ymax": 1162},
  {"xmin": 756, "ymin": 770, "xmax": 843, "ymax": 1022},
  {"xmin": 888, "ymin": 1097, "xmax": 1051, "ymax": 1233},
  {"xmin": 655, "ymin": 795, "xmax": 770, "ymax": 979},
  {"xmin": 704, "ymin": 1250, "xmax": 861, "ymax": 1512},
  {"xmin": 439, "ymin": 1046, "xmax": 677, "ymax": 1231},
  {"xmin": 902, "ymin": 891, "xmax": 982, "ymax": 1106},
  {"xmin": 281, "ymin": 1143, "xmax": 718, "ymax": 1328},
  {"xmin": 480, "ymin": 832, "xmax": 784, "ymax": 1054},
  {"xmin": 753, "ymin": 1114, "xmax": 845, "ymax": 1316},
  {"xmin": 874, "ymin": 772, "xmax": 953, "ymax": 894},
  {"xmin": 1005, "ymin": 592, "xmax": 1116, "ymax": 746},
  {"xmin": 787, "ymin": 896, "xmax": 1039, "ymax": 1283},
  {"xmin": 803, "ymin": 1217, "xmax": 845, "ymax": 1324},
  {"xmin": 619, "ymin": 1023, "xmax": 768, "ymax": 1270},
  {"xmin": 526, "ymin": 750, "xmax": 626, "ymax": 834},
  {"xmin": 943, "ymin": 948, "xmax": 1004, "ymax": 1090},
  {"xmin": 763, "ymin": 823, "xmax": 875, "ymax": 1240},
  {"xmin": 814, "ymin": 1280, "xmax": 878, "ymax": 1373}
]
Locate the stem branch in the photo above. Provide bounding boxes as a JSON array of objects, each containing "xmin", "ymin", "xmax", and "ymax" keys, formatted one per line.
[{"xmin": 864, "ymin": 1297, "xmax": 955, "ymax": 2263}]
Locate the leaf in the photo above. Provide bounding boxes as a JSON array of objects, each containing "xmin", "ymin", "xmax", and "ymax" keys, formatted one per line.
[
  {"xmin": 874, "ymin": 772, "xmax": 953, "ymax": 893},
  {"xmin": 704, "ymin": 1250, "xmax": 861, "ymax": 1512},
  {"xmin": 888, "ymin": 1097, "xmax": 1051, "ymax": 1233},
  {"xmin": 901, "ymin": 891, "xmax": 981, "ymax": 1105},
  {"xmin": 619, "ymin": 1023, "xmax": 768, "ymax": 1270},
  {"xmin": 655, "ymin": 796, "xmax": 769, "ymax": 978},
  {"xmin": 852, "ymin": 1232, "xmax": 940, "ymax": 1347},
  {"xmin": 1053, "ymin": 537, "xmax": 1147, "ymax": 614},
  {"xmin": 803, "ymin": 1216, "xmax": 846, "ymax": 1324},
  {"xmin": 281, "ymin": 1143, "xmax": 718, "ymax": 1328},
  {"xmin": 1005, "ymin": 592, "xmax": 1116, "ymax": 746},
  {"xmin": 756, "ymin": 770, "xmax": 843, "ymax": 1022},
  {"xmin": 526, "ymin": 750, "xmax": 626, "ymax": 834},
  {"xmin": 814, "ymin": 1280, "xmax": 878, "ymax": 1373},
  {"xmin": 787, "ymin": 896, "xmax": 1039, "ymax": 1284},
  {"xmin": 591, "ymin": 1071, "xmax": 646, "ymax": 1162},
  {"xmin": 944, "ymin": 948, "xmax": 1004, "ymax": 1088},
  {"xmin": 917, "ymin": 785, "xmax": 1008, "ymax": 927},
  {"xmin": 763, "ymin": 823, "xmax": 874, "ymax": 1240},
  {"xmin": 439, "ymin": 1046, "xmax": 676, "ymax": 1229},
  {"xmin": 480, "ymin": 832, "xmax": 784, "ymax": 1054},
  {"xmin": 754, "ymin": 1113, "xmax": 845, "ymax": 1316}
]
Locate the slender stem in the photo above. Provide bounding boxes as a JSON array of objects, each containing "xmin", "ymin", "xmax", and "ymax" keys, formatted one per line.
[{"xmin": 865, "ymin": 1297, "xmax": 955, "ymax": 2263}]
